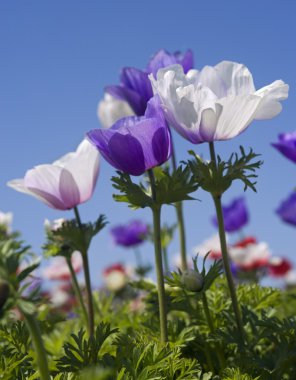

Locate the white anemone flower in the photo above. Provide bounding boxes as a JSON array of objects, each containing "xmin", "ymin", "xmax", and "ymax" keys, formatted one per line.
[
  {"xmin": 285, "ymin": 270, "xmax": 296, "ymax": 287},
  {"xmin": 192, "ymin": 234, "xmax": 227, "ymax": 259},
  {"xmin": 8, "ymin": 139, "xmax": 99, "ymax": 210},
  {"xmin": 149, "ymin": 61, "xmax": 289, "ymax": 143},
  {"xmin": 44, "ymin": 218, "xmax": 66, "ymax": 232},
  {"xmin": 97, "ymin": 93, "xmax": 134, "ymax": 128},
  {"xmin": 0, "ymin": 212, "xmax": 13, "ymax": 233},
  {"xmin": 228, "ymin": 241, "xmax": 270, "ymax": 270}
]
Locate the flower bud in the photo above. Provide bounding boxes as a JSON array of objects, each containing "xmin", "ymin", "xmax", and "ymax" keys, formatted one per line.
[
  {"xmin": 0, "ymin": 280, "xmax": 10, "ymax": 310},
  {"xmin": 181, "ymin": 269, "xmax": 204, "ymax": 292}
]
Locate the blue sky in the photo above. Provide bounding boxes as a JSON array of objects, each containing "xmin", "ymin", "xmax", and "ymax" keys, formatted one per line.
[{"xmin": 1, "ymin": 1, "xmax": 296, "ymax": 286}]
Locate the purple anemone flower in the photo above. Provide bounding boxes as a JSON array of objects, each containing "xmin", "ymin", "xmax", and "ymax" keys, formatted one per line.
[
  {"xmin": 212, "ymin": 197, "xmax": 249, "ymax": 232},
  {"xmin": 105, "ymin": 49, "xmax": 193, "ymax": 116},
  {"xmin": 87, "ymin": 96, "xmax": 172, "ymax": 176},
  {"xmin": 272, "ymin": 131, "xmax": 296, "ymax": 164},
  {"xmin": 111, "ymin": 220, "xmax": 149, "ymax": 247},
  {"xmin": 276, "ymin": 192, "xmax": 296, "ymax": 226},
  {"xmin": 147, "ymin": 49, "xmax": 194, "ymax": 79}
]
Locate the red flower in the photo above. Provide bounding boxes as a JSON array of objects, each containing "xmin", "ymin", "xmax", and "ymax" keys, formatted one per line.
[{"xmin": 268, "ymin": 257, "xmax": 292, "ymax": 277}]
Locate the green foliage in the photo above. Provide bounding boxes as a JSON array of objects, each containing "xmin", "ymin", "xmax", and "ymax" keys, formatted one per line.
[
  {"xmin": 112, "ymin": 165, "xmax": 198, "ymax": 209},
  {"xmin": 166, "ymin": 254, "xmax": 223, "ymax": 296},
  {"xmin": 221, "ymin": 368, "xmax": 260, "ymax": 380},
  {"xmin": 56, "ymin": 322, "xmax": 118, "ymax": 373},
  {"xmin": 112, "ymin": 171, "xmax": 153, "ymax": 209},
  {"xmin": 0, "ymin": 236, "xmax": 40, "ymax": 318},
  {"xmin": 1, "ymin": 231, "xmax": 296, "ymax": 379},
  {"xmin": 151, "ymin": 165, "xmax": 198, "ymax": 205},
  {"xmin": 43, "ymin": 215, "xmax": 108, "ymax": 256},
  {"xmin": 187, "ymin": 146, "xmax": 263, "ymax": 196},
  {"xmin": 0, "ymin": 321, "xmax": 34, "ymax": 379},
  {"xmin": 114, "ymin": 333, "xmax": 204, "ymax": 379}
]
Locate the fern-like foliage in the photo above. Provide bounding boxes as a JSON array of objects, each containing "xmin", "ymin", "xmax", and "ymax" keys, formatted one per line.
[
  {"xmin": 0, "ymin": 321, "xmax": 35, "ymax": 379},
  {"xmin": 187, "ymin": 146, "xmax": 263, "ymax": 195},
  {"xmin": 56, "ymin": 322, "xmax": 118, "ymax": 373},
  {"xmin": 114, "ymin": 333, "xmax": 204, "ymax": 379},
  {"xmin": 112, "ymin": 165, "xmax": 198, "ymax": 210},
  {"xmin": 44, "ymin": 215, "xmax": 108, "ymax": 256}
]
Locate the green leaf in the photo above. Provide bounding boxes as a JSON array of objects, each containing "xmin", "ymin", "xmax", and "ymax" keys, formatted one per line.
[
  {"xmin": 112, "ymin": 171, "xmax": 153, "ymax": 209},
  {"xmin": 112, "ymin": 166, "xmax": 198, "ymax": 210},
  {"xmin": 153, "ymin": 165, "xmax": 198, "ymax": 205},
  {"xmin": 44, "ymin": 215, "xmax": 108, "ymax": 254},
  {"xmin": 188, "ymin": 146, "xmax": 263, "ymax": 196},
  {"xmin": 16, "ymin": 299, "xmax": 36, "ymax": 315},
  {"xmin": 17, "ymin": 259, "xmax": 40, "ymax": 283}
]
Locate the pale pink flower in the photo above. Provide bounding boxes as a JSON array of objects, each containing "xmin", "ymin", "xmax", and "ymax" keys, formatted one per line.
[{"xmin": 8, "ymin": 139, "xmax": 100, "ymax": 210}]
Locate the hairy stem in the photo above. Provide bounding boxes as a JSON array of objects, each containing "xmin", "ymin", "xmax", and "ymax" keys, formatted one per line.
[
  {"xmin": 171, "ymin": 141, "xmax": 188, "ymax": 271},
  {"xmin": 66, "ymin": 256, "xmax": 88, "ymax": 329},
  {"xmin": 209, "ymin": 142, "xmax": 245, "ymax": 345},
  {"xmin": 148, "ymin": 169, "xmax": 168, "ymax": 343},
  {"xmin": 22, "ymin": 312, "xmax": 50, "ymax": 380},
  {"xmin": 73, "ymin": 206, "xmax": 95, "ymax": 338},
  {"xmin": 162, "ymin": 246, "xmax": 169, "ymax": 273}
]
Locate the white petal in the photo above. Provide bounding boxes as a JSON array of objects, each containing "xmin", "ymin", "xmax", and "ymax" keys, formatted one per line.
[
  {"xmin": 254, "ymin": 80, "xmax": 289, "ymax": 119},
  {"xmin": 24, "ymin": 165, "xmax": 67, "ymax": 209},
  {"xmin": 199, "ymin": 105, "xmax": 222, "ymax": 141},
  {"xmin": 214, "ymin": 95, "xmax": 261, "ymax": 140},
  {"xmin": 97, "ymin": 93, "xmax": 134, "ymax": 128},
  {"xmin": 8, "ymin": 175, "xmax": 63, "ymax": 209},
  {"xmin": 197, "ymin": 65, "xmax": 227, "ymax": 98},
  {"xmin": 214, "ymin": 61, "xmax": 256, "ymax": 96},
  {"xmin": 59, "ymin": 139, "xmax": 100, "ymax": 203}
]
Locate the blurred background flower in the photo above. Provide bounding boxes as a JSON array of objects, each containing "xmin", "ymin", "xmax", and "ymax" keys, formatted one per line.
[
  {"xmin": 272, "ymin": 131, "xmax": 296, "ymax": 164},
  {"xmin": 212, "ymin": 197, "xmax": 248, "ymax": 233}
]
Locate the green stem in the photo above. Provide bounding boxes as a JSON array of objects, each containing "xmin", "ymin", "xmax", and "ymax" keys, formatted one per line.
[
  {"xmin": 73, "ymin": 206, "xmax": 95, "ymax": 338},
  {"xmin": 171, "ymin": 141, "xmax": 188, "ymax": 271},
  {"xmin": 148, "ymin": 169, "xmax": 168, "ymax": 343},
  {"xmin": 202, "ymin": 292, "xmax": 214, "ymax": 332},
  {"xmin": 22, "ymin": 312, "xmax": 50, "ymax": 380},
  {"xmin": 209, "ymin": 142, "xmax": 245, "ymax": 345},
  {"xmin": 162, "ymin": 246, "xmax": 169, "ymax": 273},
  {"xmin": 66, "ymin": 256, "xmax": 88, "ymax": 329}
]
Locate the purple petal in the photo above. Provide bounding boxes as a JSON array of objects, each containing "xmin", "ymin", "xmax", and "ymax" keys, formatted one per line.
[
  {"xmin": 147, "ymin": 49, "xmax": 194, "ymax": 78},
  {"xmin": 276, "ymin": 192, "xmax": 296, "ymax": 226},
  {"xmin": 272, "ymin": 132, "xmax": 296, "ymax": 164},
  {"xmin": 111, "ymin": 220, "xmax": 148, "ymax": 247},
  {"xmin": 120, "ymin": 67, "xmax": 153, "ymax": 105},
  {"xmin": 212, "ymin": 197, "xmax": 248, "ymax": 232},
  {"xmin": 87, "ymin": 99, "xmax": 171, "ymax": 176},
  {"xmin": 147, "ymin": 49, "xmax": 179, "ymax": 78},
  {"xmin": 87, "ymin": 128, "xmax": 124, "ymax": 170},
  {"xmin": 108, "ymin": 133, "xmax": 146, "ymax": 176},
  {"xmin": 105, "ymin": 85, "xmax": 145, "ymax": 116},
  {"xmin": 176, "ymin": 49, "xmax": 194, "ymax": 73}
]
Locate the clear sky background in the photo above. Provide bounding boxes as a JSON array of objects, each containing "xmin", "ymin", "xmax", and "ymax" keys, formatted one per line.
[{"xmin": 1, "ymin": 1, "xmax": 296, "ymax": 286}]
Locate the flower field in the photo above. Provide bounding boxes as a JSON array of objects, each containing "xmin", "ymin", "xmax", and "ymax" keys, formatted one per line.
[{"xmin": 1, "ymin": 21, "xmax": 296, "ymax": 379}]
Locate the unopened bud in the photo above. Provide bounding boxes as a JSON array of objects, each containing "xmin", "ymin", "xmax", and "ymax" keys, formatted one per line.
[{"xmin": 181, "ymin": 269, "xmax": 204, "ymax": 292}]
